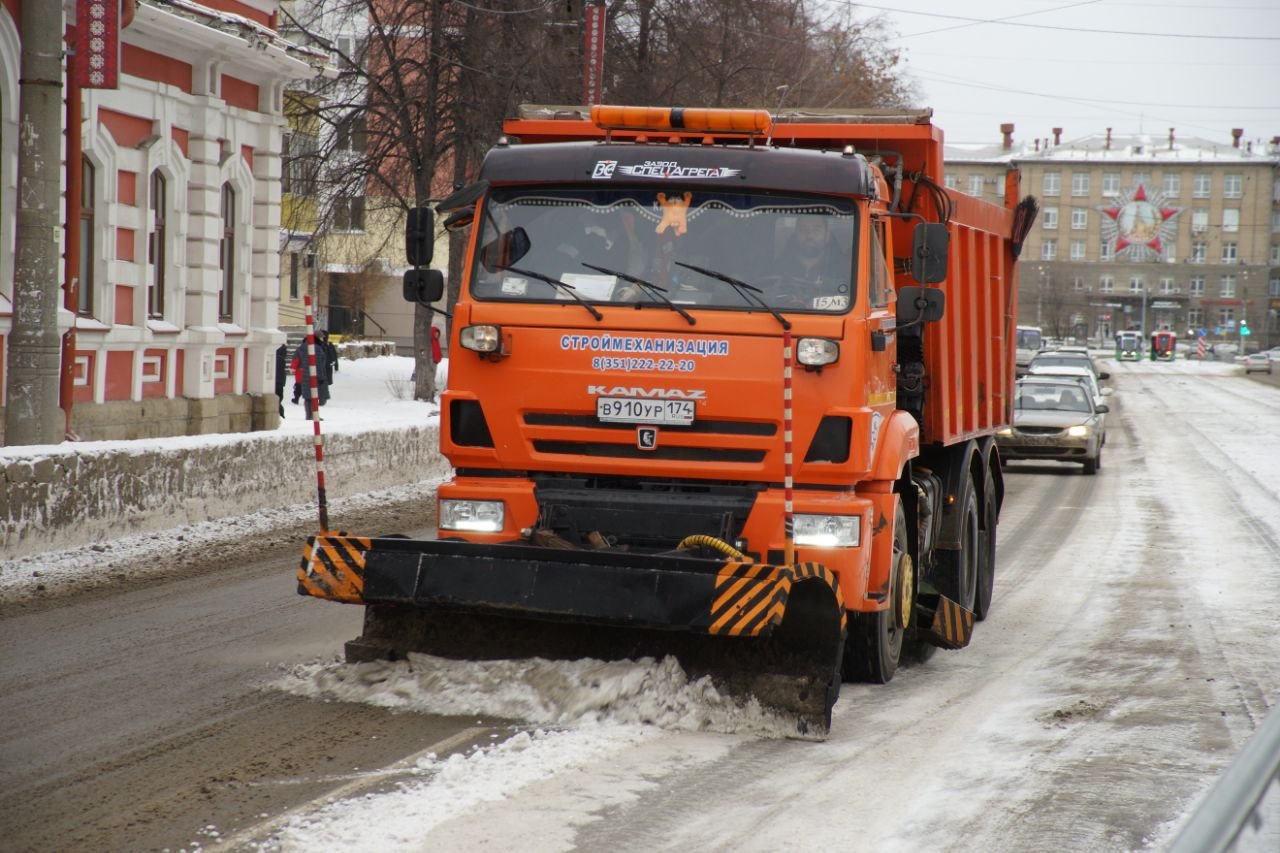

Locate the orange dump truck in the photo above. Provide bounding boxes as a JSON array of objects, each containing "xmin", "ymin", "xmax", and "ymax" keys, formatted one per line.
[{"xmin": 300, "ymin": 105, "xmax": 1037, "ymax": 737}]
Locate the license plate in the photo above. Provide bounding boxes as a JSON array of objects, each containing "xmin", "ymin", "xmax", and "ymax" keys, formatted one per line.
[{"xmin": 596, "ymin": 397, "xmax": 695, "ymax": 426}]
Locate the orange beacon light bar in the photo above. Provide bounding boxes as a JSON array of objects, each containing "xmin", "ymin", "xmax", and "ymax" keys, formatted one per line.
[{"xmin": 590, "ymin": 105, "xmax": 772, "ymax": 136}]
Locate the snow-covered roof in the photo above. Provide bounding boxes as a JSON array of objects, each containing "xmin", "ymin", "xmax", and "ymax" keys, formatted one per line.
[{"xmin": 947, "ymin": 131, "xmax": 1280, "ymax": 165}]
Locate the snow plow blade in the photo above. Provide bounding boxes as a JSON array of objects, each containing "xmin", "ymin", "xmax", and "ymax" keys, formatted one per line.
[{"xmin": 299, "ymin": 533, "xmax": 847, "ymax": 738}]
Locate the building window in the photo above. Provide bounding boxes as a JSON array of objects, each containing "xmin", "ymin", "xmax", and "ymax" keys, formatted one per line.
[
  {"xmin": 1191, "ymin": 209, "xmax": 1208, "ymax": 233},
  {"xmin": 1070, "ymin": 239, "xmax": 1086, "ymax": 260},
  {"xmin": 967, "ymin": 174, "xmax": 983, "ymax": 197},
  {"xmin": 1071, "ymin": 208, "xmax": 1088, "ymax": 230},
  {"xmin": 1043, "ymin": 171, "xmax": 1060, "ymax": 197},
  {"xmin": 1102, "ymin": 172, "xmax": 1119, "ymax": 196},
  {"xmin": 1162, "ymin": 240, "xmax": 1177, "ymax": 263},
  {"xmin": 1163, "ymin": 173, "xmax": 1181, "ymax": 197},
  {"xmin": 220, "ymin": 183, "xmax": 235, "ymax": 321},
  {"xmin": 1222, "ymin": 208, "xmax": 1239, "ymax": 233},
  {"xmin": 1220, "ymin": 275, "xmax": 1236, "ymax": 297},
  {"xmin": 78, "ymin": 157, "xmax": 95, "ymax": 316},
  {"xmin": 1271, "ymin": 210, "xmax": 1280, "ymax": 232},
  {"xmin": 1188, "ymin": 308, "xmax": 1203, "ymax": 328},
  {"xmin": 1041, "ymin": 239, "xmax": 1057, "ymax": 261},
  {"xmin": 334, "ymin": 195, "xmax": 366, "ymax": 231},
  {"xmin": 1071, "ymin": 172, "xmax": 1090, "ymax": 196},
  {"xmin": 1270, "ymin": 277, "xmax": 1280, "ymax": 297},
  {"xmin": 147, "ymin": 171, "xmax": 167, "ymax": 318},
  {"xmin": 1131, "ymin": 171, "xmax": 1150, "ymax": 191},
  {"xmin": 1271, "ymin": 244, "xmax": 1280, "ymax": 265},
  {"xmin": 1100, "ymin": 238, "xmax": 1114, "ymax": 262},
  {"xmin": 1189, "ymin": 276, "xmax": 1205, "ymax": 296},
  {"xmin": 1099, "ymin": 275, "xmax": 1114, "ymax": 293},
  {"xmin": 289, "ymin": 251, "xmax": 300, "ymax": 300},
  {"xmin": 1190, "ymin": 242, "xmax": 1206, "ymax": 263},
  {"xmin": 1042, "ymin": 207, "xmax": 1059, "ymax": 229},
  {"xmin": 1193, "ymin": 173, "xmax": 1211, "ymax": 198},
  {"xmin": 1223, "ymin": 174, "xmax": 1242, "ymax": 198},
  {"xmin": 1217, "ymin": 307, "xmax": 1235, "ymax": 326},
  {"xmin": 1222, "ymin": 242, "xmax": 1237, "ymax": 263},
  {"xmin": 283, "ymin": 132, "xmax": 317, "ymax": 197},
  {"xmin": 1129, "ymin": 275, "xmax": 1145, "ymax": 294},
  {"xmin": 944, "ymin": 174, "xmax": 959, "ymax": 190},
  {"xmin": 336, "ymin": 113, "xmax": 368, "ymax": 153},
  {"xmin": 1159, "ymin": 277, "xmax": 1177, "ymax": 294},
  {"xmin": 1072, "ymin": 276, "xmax": 1087, "ymax": 292}
]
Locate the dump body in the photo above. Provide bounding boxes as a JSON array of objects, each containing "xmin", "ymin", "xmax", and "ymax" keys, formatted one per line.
[{"xmin": 300, "ymin": 105, "xmax": 1028, "ymax": 736}]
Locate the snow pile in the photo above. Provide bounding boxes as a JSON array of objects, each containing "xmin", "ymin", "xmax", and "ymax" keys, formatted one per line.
[{"xmin": 279, "ymin": 652, "xmax": 808, "ymax": 739}]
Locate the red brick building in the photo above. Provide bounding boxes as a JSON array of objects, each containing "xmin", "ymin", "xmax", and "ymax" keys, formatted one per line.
[{"xmin": 0, "ymin": 0, "xmax": 327, "ymax": 441}]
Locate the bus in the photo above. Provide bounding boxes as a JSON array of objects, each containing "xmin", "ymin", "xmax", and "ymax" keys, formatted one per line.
[{"xmin": 1016, "ymin": 325, "xmax": 1044, "ymax": 376}]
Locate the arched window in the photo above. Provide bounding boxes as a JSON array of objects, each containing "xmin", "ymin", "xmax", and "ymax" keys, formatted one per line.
[
  {"xmin": 148, "ymin": 170, "xmax": 166, "ymax": 317},
  {"xmin": 78, "ymin": 156, "xmax": 95, "ymax": 315},
  {"xmin": 219, "ymin": 183, "xmax": 234, "ymax": 320}
]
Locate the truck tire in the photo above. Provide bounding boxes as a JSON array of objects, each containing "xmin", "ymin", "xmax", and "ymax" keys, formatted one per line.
[
  {"xmin": 845, "ymin": 496, "xmax": 908, "ymax": 683},
  {"xmin": 973, "ymin": 471, "xmax": 998, "ymax": 621},
  {"xmin": 937, "ymin": 477, "xmax": 979, "ymax": 613}
]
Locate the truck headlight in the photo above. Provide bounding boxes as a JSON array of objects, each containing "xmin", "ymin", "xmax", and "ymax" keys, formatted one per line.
[
  {"xmin": 797, "ymin": 338, "xmax": 839, "ymax": 367},
  {"xmin": 440, "ymin": 499, "xmax": 505, "ymax": 532},
  {"xmin": 1067, "ymin": 425, "xmax": 1089, "ymax": 437},
  {"xmin": 460, "ymin": 324, "xmax": 501, "ymax": 353},
  {"xmin": 997, "ymin": 427, "xmax": 1013, "ymax": 436},
  {"xmin": 793, "ymin": 513, "xmax": 860, "ymax": 547}
]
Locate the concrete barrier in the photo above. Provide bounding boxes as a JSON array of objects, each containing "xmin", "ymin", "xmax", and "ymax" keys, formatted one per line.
[{"xmin": 1, "ymin": 423, "xmax": 449, "ymax": 560}]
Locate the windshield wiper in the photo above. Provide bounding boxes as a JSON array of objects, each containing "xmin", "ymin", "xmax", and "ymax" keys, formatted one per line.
[
  {"xmin": 502, "ymin": 264, "xmax": 603, "ymax": 321},
  {"xmin": 580, "ymin": 261, "xmax": 696, "ymax": 326},
  {"xmin": 672, "ymin": 261, "xmax": 790, "ymax": 330}
]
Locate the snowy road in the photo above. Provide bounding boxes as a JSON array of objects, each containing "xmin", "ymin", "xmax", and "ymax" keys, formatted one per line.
[{"xmin": 1, "ymin": 360, "xmax": 1277, "ymax": 851}]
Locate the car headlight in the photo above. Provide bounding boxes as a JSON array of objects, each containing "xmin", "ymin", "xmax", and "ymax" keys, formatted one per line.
[
  {"xmin": 439, "ymin": 499, "xmax": 505, "ymax": 532},
  {"xmin": 797, "ymin": 338, "xmax": 839, "ymax": 367},
  {"xmin": 793, "ymin": 513, "xmax": 860, "ymax": 547},
  {"xmin": 1067, "ymin": 425, "xmax": 1089, "ymax": 437},
  {"xmin": 460, "ymin": 324, "xmax": 501, "ymax": 353}
]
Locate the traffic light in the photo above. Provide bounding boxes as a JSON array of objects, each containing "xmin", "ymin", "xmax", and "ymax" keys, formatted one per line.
[{"xmin": 1240, "ymin": 321, "xmax": 1251, "ymax": 337}]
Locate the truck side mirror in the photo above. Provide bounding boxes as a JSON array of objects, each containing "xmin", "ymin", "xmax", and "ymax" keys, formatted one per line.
[
  {"xmin": 406, "ymin": 207, "xmax": 434, "ymax": 267},
  {"xmin": 896, "ymin": 285, "xmax": 945, "ymax": 324},
  {"xmin": 912, "ymin": 222, "xmax": 949, "ymax": 284},
  {"xmin": 479, "ymin": 226, "xmax": 532, "ymax": 272},
  {"xmin": 403, "ymin": 268, "xmax": 444, "ymax": 304}
]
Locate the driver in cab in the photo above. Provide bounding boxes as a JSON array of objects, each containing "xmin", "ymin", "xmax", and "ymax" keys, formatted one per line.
[{"xmin": 772, "ymin": 217, "xmax": 846, "ymax": 306}]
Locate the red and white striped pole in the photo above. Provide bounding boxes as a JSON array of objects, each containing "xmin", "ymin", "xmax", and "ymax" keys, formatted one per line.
[
  {"xmin": 782, "ymin": 327, "xmax": 795, "ymax": 566},
  {"xmin": 303, "ymin": 294, "xmax": 329, "ymax": 532}
]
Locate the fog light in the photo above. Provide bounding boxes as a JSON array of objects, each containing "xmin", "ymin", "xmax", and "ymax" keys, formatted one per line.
[
  {"xmin": 1067, "ymin": 425, "xmax": 1089, "ymax": 437},
  {"xmin": 793, "ymin": 513, "xmax": 860, "ymax": 547},
  {"xmin": 460, "ymin": 324, "xmax": 501, "ymax": 353},
  {"xmin": 440, "ymin": 499, "xmax": 505, "ymax": 532},
  {"xmin": 797, "ymin": 338, "xmax": 839, "ymax": 366}
]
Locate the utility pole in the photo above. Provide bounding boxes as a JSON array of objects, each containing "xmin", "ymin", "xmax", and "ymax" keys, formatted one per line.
[{"xmin": 5, "ymin": 0, "xmax": 66, "ymax": 445}]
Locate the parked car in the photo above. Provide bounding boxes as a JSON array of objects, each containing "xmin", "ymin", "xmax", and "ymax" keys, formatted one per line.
[
  {"xmin": 997, "ymin": 377, "xmax": 1109, "ymax": 475},
  {"xmin": 1244, "ymin": 353, "xmax": 1273, "ymax": 375},
  {"xmin": 1260, "ymin": 346, "xmax": 1280, "ymax": 363},
  {"xmin": 1028, "ymin": 349, "xmax": 1111, "ymax": 383}
]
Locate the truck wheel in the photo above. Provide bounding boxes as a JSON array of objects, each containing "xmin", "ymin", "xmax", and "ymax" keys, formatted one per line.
[
  {"xmin": 937, "ymin": 479, "xmax": 979, "ymax": 613},
  {"xmin": 844, "ymin": 496, "xmax": 908, "ymax": 683},
  {"xmin": 973, "ymin": 472, "xmax": 998, "ymax": 621}
]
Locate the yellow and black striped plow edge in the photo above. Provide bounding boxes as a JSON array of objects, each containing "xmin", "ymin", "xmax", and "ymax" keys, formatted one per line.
[
  {"xmin": 709, "ymin": 560, "xmax": 846, "ymax": 637},
  {"xmin": 297, "ymin": 533, "xmax": 370, "ymax": 604},
  {"xmin": 929, "ymin": 595, "xmax": 975, "ymax": 649}
]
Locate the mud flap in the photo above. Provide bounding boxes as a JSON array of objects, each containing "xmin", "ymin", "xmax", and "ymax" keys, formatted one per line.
[
  {"xmin": 298, "ymin": 534, "xmax": 847, "ymax": 739},
  {"xmin": 913, "ymin": 593, "xmax": 974, "ymax": 650}
]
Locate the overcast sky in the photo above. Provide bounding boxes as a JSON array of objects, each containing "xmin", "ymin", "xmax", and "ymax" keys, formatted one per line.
[{"xmin": 837, "ymin": 0, "xmax": 1280, "ymax": 148}]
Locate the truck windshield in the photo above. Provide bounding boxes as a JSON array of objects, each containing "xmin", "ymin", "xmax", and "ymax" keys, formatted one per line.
[{"xmin": 470, "ymin": 187, "xmax": 857, "ymax": 314}]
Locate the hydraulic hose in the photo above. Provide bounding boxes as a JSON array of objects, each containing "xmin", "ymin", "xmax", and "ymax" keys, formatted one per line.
[{"xmin": 677, "ymin": 535, "xmax": 747, "ymax": 561}]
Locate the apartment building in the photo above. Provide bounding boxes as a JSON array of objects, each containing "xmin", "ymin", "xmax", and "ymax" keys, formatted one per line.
[{"xmin": 948, "ymin": 124, "xmax": 1280, "ymax": 350}]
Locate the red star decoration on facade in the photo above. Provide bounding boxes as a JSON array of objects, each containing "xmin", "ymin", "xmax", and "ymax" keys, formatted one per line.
[{"xmin": 1101, "ymin": 184, "xmax": 1180, "ymax": 254}]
